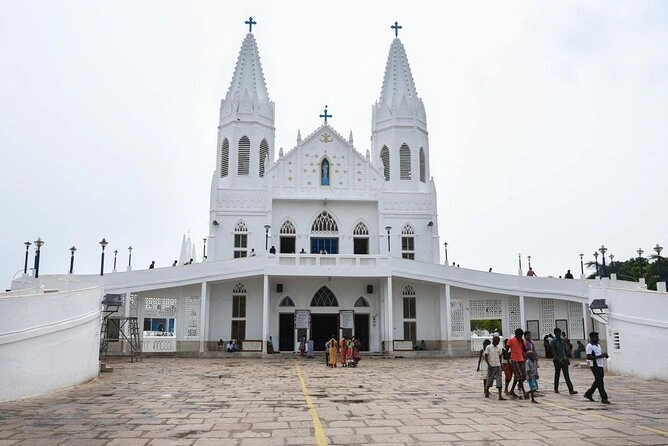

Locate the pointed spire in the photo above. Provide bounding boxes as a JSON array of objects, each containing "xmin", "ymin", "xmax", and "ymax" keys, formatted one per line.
[
  {"xmin": 348, "ymin": 131, "xmax": 354, "ymax": 144},
  {"xmin": 378, "ymin": 38, "xmax": 418, "ymax": 111},
  {"xmin": 297, "ymin": 129, "xmax": 302, "ymax": 144},
  {"xmin": 225, "ymin": 33, "xmax": 270, "ymax": 105},
  {"xmin": 279, "ymin": 147, "xmax": 284, "ymax": 157}
]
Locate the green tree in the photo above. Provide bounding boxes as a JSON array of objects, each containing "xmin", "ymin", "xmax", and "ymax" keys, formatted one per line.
[{"xmin": 585, "ymin": 256, "xmax": 666, "ymax": 291}]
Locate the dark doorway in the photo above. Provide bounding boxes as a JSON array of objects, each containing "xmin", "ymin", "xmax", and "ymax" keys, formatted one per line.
[
  {"xmin": 354, "ymin": 314, "xmax": 370, "ymax": 351},
  {"xmin": 353, "ymin": 238, "xmax": 369, "ymax": 254},
  {"xmin": 311, "ymin": 313, "xmax": 338, "ymax": 351},
  {"xmin": 280, "ymin": 237, "xmax": 296, "ymax": 254},
  {"xmin": 279, "ymin": 313, "xmax": 294, "ymax": 352}
]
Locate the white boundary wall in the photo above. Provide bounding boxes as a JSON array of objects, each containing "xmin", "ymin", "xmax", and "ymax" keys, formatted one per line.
[{"xmin": 0, "ymin": 284, "xmax": 102, "ymax": 402}]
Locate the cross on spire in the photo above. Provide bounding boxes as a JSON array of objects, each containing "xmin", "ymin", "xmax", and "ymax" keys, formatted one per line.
[
  {"xmin": 319, "ymin": 105, "xmax": 332, "ymax": 124},
  {"xmin": 391, "ymin": 21, "xmax": 402, "ymax": 37},
  {"xmin": 245, "ymin": 16, "xmax": 257, "ymax": 33}
]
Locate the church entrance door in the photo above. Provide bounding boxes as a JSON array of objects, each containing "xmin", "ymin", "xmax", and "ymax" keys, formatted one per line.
[
  {"xmin": 310, "ymin": 313, "xmax": 338, "ymax": 351},
  {"xmin": 278, "ymin": 313, "xmax": 294, "ymax": 352},
  {"xmin": 354, "ymin": 314, "xmax": 370, "ymax": 351}
]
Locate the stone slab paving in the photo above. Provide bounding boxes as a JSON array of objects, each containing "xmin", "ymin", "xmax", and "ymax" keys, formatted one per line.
[{"xmin": 1, "ymin": 356, "xmax": 667, "ymax": 445}]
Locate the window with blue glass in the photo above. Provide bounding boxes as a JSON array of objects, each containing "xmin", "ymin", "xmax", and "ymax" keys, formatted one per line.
[{"xmin": 321, "ymin": 158, "xmax": 330, "ymax": 186}]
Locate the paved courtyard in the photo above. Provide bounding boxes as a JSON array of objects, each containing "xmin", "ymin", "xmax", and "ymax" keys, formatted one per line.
[{"xmin": 1, "ymin": 356, "xmax": 667, "ymax": 445}]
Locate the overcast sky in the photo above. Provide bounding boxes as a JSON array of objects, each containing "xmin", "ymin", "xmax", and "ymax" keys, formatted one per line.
[{"xmin": 1, "ymin": 1, "xmax": 667, "ymax": 289}]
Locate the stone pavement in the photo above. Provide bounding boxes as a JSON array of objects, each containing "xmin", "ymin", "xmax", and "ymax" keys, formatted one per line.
[{"xmin": 1, "ymin": 356, "xmax": 667, "ymax": 445}]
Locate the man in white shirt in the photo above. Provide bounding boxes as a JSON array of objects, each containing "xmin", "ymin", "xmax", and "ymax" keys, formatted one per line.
[
  {"xmin": 584, "ymin": 331, "xmax": 610, "ymax": 404},
  {"xmin": 484, "ymin": 335, "xmax": 506, "ymax": 400}
]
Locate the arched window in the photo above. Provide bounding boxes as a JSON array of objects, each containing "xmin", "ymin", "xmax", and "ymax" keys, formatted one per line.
[
  {"xmin": 221, "ymin": 138, "xmax": 229, "ymax": 177},
  {"xmin": 354, "ymin": 296, "xmax": 369, "ymax": 307},
  {"xmin": 381, "ymin": 145, "xmax": 390, "ymax": 181},
  {"xmin": 401, "ymin": 224, "xmax": 415, "ymax": 260},
  {"xmin": 233, "ymin": 221, "xmax": 248, "ymax": 258},
  {"xmin": 232, "ymin": 283, "xmax": 247, "ymax": 341},
  {"xmin": 310, "ymin": 286, "xmax": 339, "ymax": 307},
  {"xmin": 238, "ymin": 136, "xmax": 250, "ymax": 175},
  {"xmin": 279, "ymin": 296, "xmax": 295, "ymax": 307},
  {"xmin": 279, "ymin": 220, "xmax": 296, "ymax": 254},
  {"xmin": 321, "ymin": 158, "xmax": 330, "ymax": 186},
  {"xmin": 352, "ymin": 221, "xmax": 369, "ymax": 255},
  {"xmin": 403, "ymin": 285, "xmax": 416, "ymax": 342},
  {"xmin": 419, "ymin": 147, "xmax": 426, "ymax": 183},
  {"xmin": 259, "ymin": 139, "xmax": 269, "ymax": 178},
  {"xmin": 311, "ymin": 211, "xmax": 338, "ymax": 233},
  {"xmin": 400, "ymin": 143, "xmax": 411, "ymax": 180}
]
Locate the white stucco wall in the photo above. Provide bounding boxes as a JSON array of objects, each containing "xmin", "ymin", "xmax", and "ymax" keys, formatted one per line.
[
  {"xmin": 0, "ymin": 284, "xmax": 101, "ymax": 402},
  {"xmin": 599, "ymin": 285, "xmax": 668, "ymax": 381}
]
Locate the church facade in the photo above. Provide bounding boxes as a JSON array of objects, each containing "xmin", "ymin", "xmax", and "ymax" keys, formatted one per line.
[{"xmin": 11, "ymin": 25, "xmax": 600, "ymax": 357}]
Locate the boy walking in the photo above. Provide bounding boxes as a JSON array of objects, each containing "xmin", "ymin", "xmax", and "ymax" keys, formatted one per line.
[{"xmin": 484, "ymin": 335, "xmax": 506, "ymax": 400}]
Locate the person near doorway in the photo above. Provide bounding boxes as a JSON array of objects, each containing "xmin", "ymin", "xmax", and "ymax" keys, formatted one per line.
[
  {"xmin": 267, "ymin": 336, "xmax": 274, "ymax": 354},
  {"xmin": 307, "ymin": 337, "xmax": 314, "ymax": 358},
  {"xmin": 352, "ymin": 337, "xmax": 361, "ymax": 366},
  {"xmin": 340, "ymin": 336, "xmax": 348, "ymax": 367},
  {"xmin": 328, "ymin": 335, "xmax": 339, "ymax": 368},
  {"xmin": 299, "ymin": 336, "xmax": 306, "ymax": 357}
]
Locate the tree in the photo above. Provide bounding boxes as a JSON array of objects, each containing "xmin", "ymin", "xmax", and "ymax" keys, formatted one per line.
[{"xmin": 585, "ymin": 256, "xmax": 666, "ymax": 291}]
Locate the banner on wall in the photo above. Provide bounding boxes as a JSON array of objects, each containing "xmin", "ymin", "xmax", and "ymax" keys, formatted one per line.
[
  {"xmin": 339, "ymin": 310, "xmax": 354, "ymax": 329},
  {"xmin": 294, "ymin": 310, "xmax": 311, "ymax": 329}
]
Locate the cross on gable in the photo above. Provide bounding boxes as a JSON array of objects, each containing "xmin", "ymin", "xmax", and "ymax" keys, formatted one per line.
[
  {"xmin": 391, "ymin": 21, "xmax": 402, "ymax": 37},
  {"xmin": 245, "ymin": 16, "xmax": 257, "ymax": 33},
  {"xmin": 319, "ymin": 105, "xmax": 332, "ymax": 125}
]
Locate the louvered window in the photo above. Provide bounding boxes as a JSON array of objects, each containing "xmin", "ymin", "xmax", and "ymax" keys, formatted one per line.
[
  {"xmin": 259, "ymin": 139, "xmax": 269, "ymax": 178},
  {"xmin": 419, "ymin": 147, "xmax": 426, "ymax": 183},
  {"xmin": 401, "ymin": 224, "xmax": 415, "ymax": 260},
  {"xmin": 381, "ymin": 146, "xmax": 390, "ymax": 181},
  {"xmin": 233, "ymin": 221, "xmax": 248, "ymax": 258},
  {"xmin": 221, "ymin": 138, "xmax": 229, "ymax": 177},
  {"xmin": 231, "ymin": 283, "xmax": 247, "ymax": 341},
  {"xmin": 238, "ymin": 136, "xmax": 250, "ymax": 175},
  {"xmin": 403, "ymin": 286, "xmax": 417, "ymax": 342},
  {"xmin": 400, "ymin": 143, "xmax": 411, "ymax": 180},
  {"xmin": 311, "ymin": 211, "xmax": 338, "ymax": 234}
]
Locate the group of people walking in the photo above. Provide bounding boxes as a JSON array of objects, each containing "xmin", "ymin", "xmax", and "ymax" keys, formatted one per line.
[{"xmin": 477, "ymin": 328, "xmax": 610, "ymax": 404}]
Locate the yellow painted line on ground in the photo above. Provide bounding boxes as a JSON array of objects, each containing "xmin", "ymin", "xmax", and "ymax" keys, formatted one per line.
[
  {"xmin": 538, "ymin": 398, "xmax": 668, "ymax": 437},
  {"xmin": 294, "ymin": 360, "xmax": 328, "ymax": 445}
]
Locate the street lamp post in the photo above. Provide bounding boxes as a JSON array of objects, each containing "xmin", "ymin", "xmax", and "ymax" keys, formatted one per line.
[
  {"xmin": 527, "ymin": 255, "xmax": 532, "ymax": 269},
  {"xmin": 23, "ymin": 241, "xmax": 32, "ymax": 274},
  {"xmin": 385, "ymin": 226, "xmax": 392, "ymax": 252},
  {"xmin": 637, "ymin": 248, "xmax": 644, "ymax": 278},
  {"xmin": 579, "ymin": 253, "xmax": 584, "ymax": 275},
  {"xmin": 593, "ymin": 251, "xmax": 599, "ymax": 276},
  {"xmin": 34, "ymin": 237, "xmax": 44, "ymax": 278},
  {"xmin": 655, "ymin": 244, "xmax": 664, "ymax": 282},
  {"xmin": 69, "ymin": 246, "xmax": 76, "ymax": 274},
  {"xmin": 444, "ymin": 242, "xmax": 448, "ymax": 264},
  {"xmin": 128, "ymin": 246, "xmax": 133, "ymax": 271},
  {"xmin": 264, "ymin": 225, "xmax": 271, "ymax": 251},
  {"xmin": 518, "ymin": 253, "xmax": 522, "ymax": 270},
  {"xmin": 99, "ymin": 238, "xmax": 108, "ymax": 276},
  {"xmin": 113, "ymin": 249, "xmax": 118, "ymax": 272},
  {"xmin": 203, "ymin": 238, "xmax": 207, "ymax": 260},
  {"xmin": 599, "ymin": 245, "xmax": 608, "ymax": 277}
]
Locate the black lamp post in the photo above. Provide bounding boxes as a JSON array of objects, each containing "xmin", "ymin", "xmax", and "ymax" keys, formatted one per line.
[
  {"xmin": 203, "ymin": 237, "xmax": 207, "ymax": 260},
  {"xmin": 99, "ymin": 238, "xmax": 108, "ymax": 276},
  {"xmin": 264, "ymin": 225, "xmax": 271, "ymax": 251},
  {"xmin": 527, "ymin": 255, "xmax": 532, "ymax": 269},
  {"xmin": 637, "ymin": 248, "xmax": 644, "ymax": 278},
  {"xmin": 23, "ymin": 241, "xmax": 32, "ymax": 274},
  {"xmin": 655, "ymin": 244, "xmax": 664, "ymax": 282},
  {"xmin": 518, "ymin": 253, "xmax": 522, "ymax": 270},
  {"xmin": 34, "ymin": 237, "xmax": 44, "ymax": 278},
  {"xmin": 593, "ymin": 251, "xmax": 599, "ymax": 276},
  {"xmin": 385, "ymin": 226, "xmax": 392, "ymax": 252},
  {"xmin": 444, "ymin": 242, "xmax": 448, "ymax": 264},
  {"xmin": 579, "ymin": 253, "xmax": 584, "ymax": 275},
  {"xmin": 113, "ymin": 249, "xmax": 118, "ymax": 272},
  {"xmin": 599, "ymin": 245, "xmax": 607, "ymax": 277},
  {"xmin": 128, "ymin": 246, "xmax": 133, "ymax": 270},
  {"xmin": 69, "ymin": 246, "xmax": 76, "ymax": 274}
]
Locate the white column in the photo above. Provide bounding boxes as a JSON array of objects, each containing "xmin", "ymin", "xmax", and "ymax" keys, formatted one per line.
[
  {"xmin": 386, "ymin": 275, "xmax": 394, "ymax": 353},
  {"xmin": 441, "ymin": 284, "xmax": 451, "ymax": 340},
  {"xmin": 519, "ymin": 294, "xmax": 525, "ymax": 331},
  {"xmin": 582, "ymin": 302, "xmax": 590, "ymax": 339},
  {"xmin": 199, "ymin": 281, "xmax": 208, "ymax": 355},
  {"xmin": 123, "ymin": 293, "xmax": 131, "ymax": 354},
  {"xmin": 262, "ymin": 274, "xmax": 269, "ymax": 354}
]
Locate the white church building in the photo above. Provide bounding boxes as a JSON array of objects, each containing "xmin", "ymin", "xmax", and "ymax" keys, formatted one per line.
[{"xmin": 3, "ymin": 21, "xmax": 667, "ymax": 402}]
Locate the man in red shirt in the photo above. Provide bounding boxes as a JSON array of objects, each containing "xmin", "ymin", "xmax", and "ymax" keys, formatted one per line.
[{"xmin": 507, "ymin": 328, "xmax": 528, "ymax": 398}]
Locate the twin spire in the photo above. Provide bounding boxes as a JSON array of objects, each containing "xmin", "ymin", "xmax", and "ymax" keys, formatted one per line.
[{"xmin": 224, "ymin": 18, "xmax": 421, "ymax": 123}]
